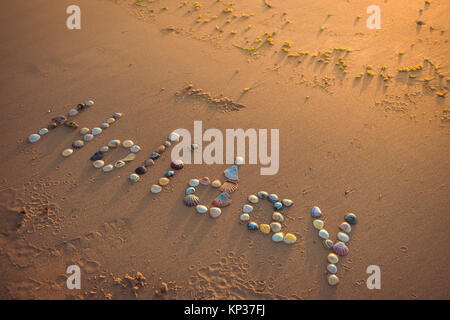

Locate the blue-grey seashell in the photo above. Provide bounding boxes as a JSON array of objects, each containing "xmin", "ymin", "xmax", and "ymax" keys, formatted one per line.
[
  {"xmin": 268, "ymin": 194, "xmax": 279, "ymax": 203},
  {"xmin": 224, "ymin": 165, "xmax": 238, "ymax": 181},
  {"xmin": 257, "ymin": 191, "xmax": 269, "ymax": 199},
  {"xmin": 327, "ymin": 264, "xmax": 338, "ymax": 274},
  {"xmin": 90, "ymin": 151, "xmax": 104, "ymax": 161},
  {"xmin": 273, "ymin": 202, "xmax": 283, "ymax": 211},
  {"xmin": 311, "ymin": 206, "xmax": 322, "ymax": 218},
  {"xmin": 344, "ymin": 213, "xmax": 357, "ymax": 224},
  {"xmin": 186, "ymin": 187, "xmax": 196, "ymax": 195},
  {"xmin": 247, "ymin": 222, "xmax": 259, "ymax": 231}
]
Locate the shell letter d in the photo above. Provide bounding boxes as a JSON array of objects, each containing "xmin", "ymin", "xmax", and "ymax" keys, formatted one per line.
[{"xmin": 66, "ymin": 5, "xmax": 81, "ymax": 30}]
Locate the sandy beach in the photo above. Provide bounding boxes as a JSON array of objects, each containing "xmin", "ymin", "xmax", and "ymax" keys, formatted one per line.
[{"xmin": 0, "ymin": 0, "xmax": 449, "ymax": 299}]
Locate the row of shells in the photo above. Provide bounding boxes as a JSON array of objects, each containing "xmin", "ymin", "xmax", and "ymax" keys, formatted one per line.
[
  {"xmin": 89, "ymin": 139, "xmax": 141, "ymax": 172},
  {"xmin": 311, "ymin": 206, "xmax": 358, "ymax": 286},
  {"xmin": 29, "ymin": 100, "xmax": 95, "ymax": 143}
]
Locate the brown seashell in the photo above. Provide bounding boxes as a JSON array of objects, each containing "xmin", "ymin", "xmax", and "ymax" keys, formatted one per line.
[
  {"xmin": 156, "ymin": 145, "xmax": 166, "ymax": 153},
  {"xmin": 199, "ymin": 177, "xmax": 210, "ymax": 185},
  {"xmin": 219, "ymin": 181, "xmax": 239, "ymax": 194},
  {"xmin": 183, "ymin": 194, "xmax": 200, "ymax": 207}
]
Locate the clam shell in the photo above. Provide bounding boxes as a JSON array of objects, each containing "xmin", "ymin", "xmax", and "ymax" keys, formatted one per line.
[
  {"xmin": 339, "ymin": 222, "xmax": 352, "ymax": 233},
  {"xmin": 284, "ymin": 233, "xmax": 297, "ymax": 244},
  {"xmin": 99, "ymin": 146, "xmax": 109, "ymax": 152},
  {"xmin": 200, "ymin": 177, "xmax": 211, "ymax": 185},
  {"xmin": 123, "ymin": 140, "xmax": 134, "ymax": 148},
  {"xmin": 323, "ymin": 239, "xmax": 334, "ymax": 249},
  {"xmin": 235, "ymin": 156, "xmax": 244, "ymax": 166},
  {"xmin": 29, "ymin": 134, "xmax": 41, "ymax": 143},
  {"xmin": 272, "ymin": 212, "xmax": 284, "ymax": 223},
  {"xmin": 102, "ymin": 164, "xmax": 114, "ymax": 172},
  {"xmin": 168, "ymin": 132, "xmax": 180, "ymax": 142},
  {"xmin": 247, "ymin": 222, "xmax": 259, "ymax": 231},
  {"xmin": 90, "ymin": 151, "xmax": 104, "ymax": 161},
  {"xmin": 344, "ymin": 213, "xmax": 357, "ymax": 225},
  {"xmin": 270, "ymin": 222, "xmax": 282, "ymax": 233},
  {"xmin": 209, "ymin": 207, "xmax": 222, "ymax": 218},
  {"xmin": 79, "ymin": 128, "xmax": 90, "ymax": 135},
  {"xmin": 170, "ymin": 160, "xmax": 184, "ymax": 170},
  {"xmin": 328, "ymin": 275, "xmax": 339, "ymax": 286},
  {"xmin": 135, "ymin": 166, "xmax": 148, "ymax": 175},
  {"xmin": 131, "ymin": 146, "xmax": 141, "ymax": 154},
  {"xmin": 333, "ymin": 241, "xmax": 349, "ymax": 256},
  {"xmin": 260, "ymin": 224, "xmax": 271, "ymax": 234},
  {"xmin": 327, "ymin": 264, "xmax": 338, "ymax": 274},
  {"xmin": 257, "ymin": 191, "xmax": 269, "ymax": 199},
  {"xmin": 273, "ymin": 202, "xmax": 283, "ymax": 211},
  {"xmin": 106, "ymin": 117, "xmax": 116, "ymax": 124},
  {"xmin": 211, "ymin": 179, "xmax": 222, "ymax": 188},
  {"xmin": 311, "ymin": 206, "xmax": 322, "ymax": 218},
  {"xmin": 247, "ymin": 195, "xmax": 259, "ymax": 204},
  {"xmin": 318, "ymin": 229, "xmax": 329, "ymax": 240},
  {"xmin": 268, "ymin": 194, "xmax": 279, "ymax": 203},
  {"xmin": 114, "ymin": 160, "xmax": 126, "ymax": 168},
  {"xmin": 196, "ymin": 205, "xmax": 208, "ymax": 214},
  {"xmin": 99, "ymin": 123, "xmax": 109, "ymax": 129},
  {"xmin": 84, "ymin": 134, "xmax": 94, "ymax": 142},
  {"xmin": 223, "ymin": 165, "xmax": 238, "ymax": 181},
  {"xmin": 129, "ymin": 173, "xmax": 140, "ymax": 183},
  {"xmin": 151, "ymin": 184, "xmax": 162, "ymax": 194},
  {"xmin": 92, "ymin": 127, "xmax": 102, "ymax": 136},
  {"xmin": 272, "ymin": 232, "xmax": 285, "ymax": 242},
  {"xmin": 337, "ymin": 232, "xmax": 350, "ymax": 243},
  {"xmin": 313, "ymin": 219, "xmax": 324, "ymax": 230},
  {"xmin": 85, "ymin": 100, "xmax": 94, "ymax": 107},
  {"xmin": 189, "ymin": 179, "xmax": 200, "ymax": 187},
  {"xmin": 183, "ymin": 194, "xmax": 200, "ymax": 207},
  {"xmin": 121, "ymin": 153, "xmax": 136, "ymax": 162},
  {"xmin": 93, "ymin": 160, "xmax": 104, "ymax": 168},
  {"xmin": 38, "ymin": 128, "xmax": 49, "ymax": 135},
  {"xmin": 72, "ymin": 140, "xmax": 84, "ymax": 149},
  {"xmin": 165, "ymin": 170, "xmax": 174, "ymax": 177},
  {"xmin": 211, "ymin": 193, "xmax": 232, "ymax": 208},
  {"xmin": 240, "ymin": 213, "xmax": 250, "ymax": 221},
  {"xmin": 282, "ymin": 199, "xmax": 294, "ymax": 207},
  {"xmin": 107, "ymin": 140, "xmax": 121, "ymax": 148},
  {"xmin": 157, "ymin": 145, "xmax": 166, "ymax": 153},
  {"xmin": 68, "ymin": 108, "xmax": 79, "ymax": 116},
  {"xmin": 219, "ymin": 181, "xmax": 238, "ymax": 194},
  {"xmin": 62, "ymin": 149, "xmax": 73, "ymax": 157},
  {"xmin": 327, "ymin": 253, "xmax": 339, "ymax": 264},
  {"xmin": 159, "ymin": 177, "xmax": 170, "ymax": 186},
  {"xmin": 113, "ymin": 113, "xmax": 122, "ymax": 120},
  {"xmin": 186, "ymin": 187, "xmax": 196, "ymax": 195},
  {"xmin": 145, "ymin": 159, "xmax": 155, "ymax": 167},
  {"xmin": 242, "ymin": 204, "xmax": 253, "ymax": 213}
]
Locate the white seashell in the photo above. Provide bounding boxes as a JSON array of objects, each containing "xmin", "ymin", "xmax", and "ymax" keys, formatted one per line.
[
  {"xmin": 168, "ymin": 132, "xmax": 180, "ymax": 142},
  {"xmin": 313, "ymin": 219, "xmax": 324, "ymax": 230},
  {"xmin": 68, "ymin": 108, "xmax": 79, "ymax": 116},
  {"xmin": 235, "ymin": 156, "xmax": 244, "ymax": 166},
  {"xmin": 337, "ymin": 232, "xmax": 350, "ymax": 243},
  {"xmin": 327, "ymin": 264, "xmax": 338, "ymax": 274},
  {"xmin": 62, "ymin": 149, "xmax": 73, "ymax": 157},
  {"xmin": 99, "ymin": 146, "xmax": 109, "ymax": 153},
  {"xmin": 272, "ymin": 212, "xmax": 284, "ymax": 222},
  {"xmin": 114, "ymin": 160, "xmax": 126, "ymax": 168},
  {"xmin": 102, "ymin": 164, "xmax": 114, "ymax": 172},
  {"xmin": 129, "ymin": 173, "xmax": 140, "ymax": 182},
  {"xmin": 248, "ymin": 195, "xmax": 259, "ymax": 204},
  {"xmin": 328, "ymin": 274, "xmax": 339, "ymax": 286},
  {"xmin": 240, "ymin": 213, "xmax": 250, "ymax": 221},
  {"xmin": 121, "ymin": 153, "xmax": 136, "ymax": 162},
  {"xmin": 79, "ymin": 128, "xmax": 90, "ymax": 135},
  {"xmin": 93, "ymin": 160, "xmax": 104, "ymax": 168},
  {"xmin": 270, "ymin": 222, "xmax": 282, "ymax": 233},
  {"xmin": 339, "ymin": 222, "xmax": 352, "ymax": 233},
  {"xmin": 85, "ymin": 100, "xmax": 94, "ymax": 107},
  {"xmin": 272, "ymin": 232, "xmax": 285, "ymax": 242},
  {"xmin": 196, "ymin": 205, "xmax": 208, "ymax": 214},
  {"xmin": 29, "ymin": 134, "xmax": 41, "ymax": 143},
  {"xmin": 99, "ymin": 123, "xmax": 109, "ymax": 129},
  {"xmin": 282, "ymin": 199, "xmax": 294, "ymax": 207},
  {"xmin": 242, "ymin": 204, "xmax": 253, "ymax": 213},
  {"xmin": 327, "ymin": 253, "xmax": 339, "ymax": 264},
  {"xmin": 130, "ymin": 145, "xmax": 141, "ymax": 153},
  {"xmin": 211, "ymin": 180, "xmax": 222, "ymax": 188},
  {"xmin": 318, "ymin": 229, "xmax": 329, "ymax": 240},
  {"xmin": 38, "ymin": 128, "xmax": 49, "ymax": 136},
  {"xmin": 151, "ymin": 184, "xmax": 162, "ymax": 194},
  {"xmin": 189, "ymin": 179, "xmax": 200, "ymax": 187},
  {"xmin": 84, "ymin": 134, "xmax": 94, "ymax": 142},
  {"xmin": 209, "ymin": 207, "xmax": 222, "ymax": 218},
  {"xmin": 92, "ymin": 127, "xmax": 102, "ymax": 136},
  {"xmin": 123, "ymin": 140, "xmax": 134, "ymax": 148}
]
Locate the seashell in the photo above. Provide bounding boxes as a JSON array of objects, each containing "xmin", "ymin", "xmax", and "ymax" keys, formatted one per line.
[
  {"xmin": 135, "ymin": 166, "xmax": 148, "ymax": 175},
  {"xmin": 260, "ymin": 224, "xmax": 271, "ymax": 234},
  {"xmin": 62, "ymin": 149, "xmax": 73, "ymax": 157},
  {"xmin": 196, "ymin": 205, "xmax": 208, "ymax": 214},
  {"xmin": 235, "ymin": 156, "xmax": 244, "ymax": 166},
  {"xmin": 323, "ymin": 239, "xmax": 334, "ymax": 249},
  {"xmin": 76, "ymin": 103, "xmax": 85, "ymax": 111},
  {"xmin": 114, "ymin": 160, "xmax": 126, "ymax": 168},
  {"xmin": 29, "ymin": 134, "xmax": 41, "ymax": 143},
  {"xmin": 240, "ymin": 213, "xmax": 250, "ymax": 221},
  {"xmin": 108, "ymin": 140, "xmax": 121, "ymax": 148},
  {"xmin": 52, "ymin": 116, "xmax": 67, "ymax": 125},
  {"xmin": 191, "ymin": 144, "xmax": 199, "ymax": 151},
  {"xmin": 211, "ymin": 179, "xmax": 222, "ymax": 188},
  {"xmin": 156, "ymin": 145, "xmax": 166, "ymax": 153},
  {"xmin": 85, "ymin": 100, "xmax": 95, "ymax": 107},
  {"xmin": 106, "ymin": 117, "xmax": 116, "ymax": 124},
  {"xmin": 248, "ymin": 195, "xmax": 259, "ymax": 204},
  {"xmin": 337, "ymin": 232, "xmax": 350, "ymax": 243},
  {"xmin": 328, "ymin": 274, "xmax": 339, "ymax": 286},
  {"xmin": 151, "ymin": 184, "xmax": 162, "ymax": 194},
  {"xmin": 311, "ymin": 206, "xmax": 322, "ymax": 218},
  {"xmin": 224, "ymin": 165, "xmax": 238, "ymax": 181},
  {"xmin": 242, "ymin": 204, "xmax": 253, "ymax": 213},
  {"xmin": 64, "ymin": 121, "xmax": 79, "ymax": 129},
  {"xmin": 165, "ymin": 170, "xmax": 174, "ymax": 177},
  {"xmin": 270, "ymin": 222, "xmax": 282, "ymax": 233},
  {"xmin": 79, "ymin": 128, "xmax": 90, "ymax": 135},
  {"xmin": 282, "ymin": 199, "xmax": 294, "ymax": 207},
  {"xmin": 99, "ymin": 123, "xmax": 109, "ymax": 129},
  {"xmin": 247, "ymin": 222, "xmax": 259, "ymax": 231},
  {"xmin": 159, "ymin": 177, "xmax": 170, "ymax": 186},
  {"xmin": 84, "ymin": 134, "xmax": 94, "ymax": 142},
  {"xmin": 90, "ymin": 151, "xmax": 104, "ymax": 161},
  {"xmin": 199, "ymin": 177, "xmax": 210, "ymax": 185},
  {"xmin": 103, "ymin": 164, "xmax": 114, "ymax": 172},
  {"xmin": 145, "ymin": 159, "xmax": 155, "ymax": 167},
  {"xmin": 209, "ymin": 207, "xmax": 222, "ymax": 218},
  {"xmin": 123, "ymin": 140, "xmax": 134, "ymax": 148},
  {"xmin": 38, "ymin": 128, "xmax": 49, "ymax": 135},
  {"xmin": 68, "ymin": 108, "xmax": 79, "ymax": 117},
  {"xmin": 327, "ymin": 253, "xmax": 339, "ymax": 264},
  {"xmin": 273, "ymin": 202, "xmax": 283, "ymax": 211},
  {"xmin": 121, "ymin": 153, "xmax": 136, "ymax": 162},
  {"xmin": 318, "ymin": 229, "xmax": 329, "ymax": 240},
  {"xmin": 313, "ymin": 219, "xmax": 324, "ymax": 230},
  {"xmin": 212, "ymin": 193, "xmax": 232, "ymax": 208},
  {"xmin": 344, "ymin": 213, "xmax": 357, "ymax": 225},
  {"xmin": 284, "ymin": 233, "xmax": 297, "ymax": 244},
  {"xmin": 168, "ymin": 132, "xmax": 180, "ymax": 142},
  {"xmin": 72, "ymin": 140, "xmax": 84, "ymax": 149},
  {"xmin": 272, "ymin": 212, "xmax": 284, "ymax": 223},
  {"xmin": 93, "ymin": 160, "xmax": 104, "ymax": 168},
  {"xmin": 47, "ymin": 123, "xmax": 58, "ymax": 130},
  {"xmin": 163, "ymin": 140, "xmax": 171, "ymax": 148},
  {"xmin": 257, "ymin": 191, "xmax": 269, "ymax": 199},
  {"xmin": 327, "ymin": 264, "xmax": 338, "ymax": 274},
  {"xmin": 100, "ymin": 146, "xmax": 109, "ymax": 153},
  {"xmin": 189, "ymin": 179, "xmax": 200, "ymax": 187},
  {"xmin": 333, "ymin": 241, "xmax": 349, "ymax": 256},
  {"xmin": 220, "ymin": 181, "xmax": 238, "ymax": 194},
  {"xmin": 268, "ymin": 194, "xmax": 279, "ymax": 203},
  {"xmin": 186, "ymin": 187, "xmax": 196, "ymax": 195},
  {"xmin": 183, "ymin": 194, "xmax": 200, "ymax": 207},
  {"xmin": 272, "ymin": 232, "xmax": 285, "ymax": 242},
  {"xmin": 170, "ymin": 160, "xmax": 184, "ymax": 170},
  {"xmin": 339, "ymin": 222, "xmax": 352, "ymax": 233},
  {"xmin": 113, "ymin": 113, "xmax": 123, "ymax": 120},
  {"xmin": 129, "ymin": 173, "xmax": 140, "ymax": 183}
]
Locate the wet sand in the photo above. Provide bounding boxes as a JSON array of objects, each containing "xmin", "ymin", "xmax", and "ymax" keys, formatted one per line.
[{"xmin": 0, "ymin": 0, "xmax": 449, "ymax": 299}]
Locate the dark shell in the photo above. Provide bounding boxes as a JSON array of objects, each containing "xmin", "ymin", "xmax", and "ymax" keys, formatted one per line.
[
  {"xmin": 212, "ymin": 193, "xmax": 232, "ymax": 208},
  {"xmin": 135, "ymin": 166, "xmax": 148, "ymax": 175},
  {"xmin": 150, "ymin": 152, "xmax": 161, "ymax": 160},
  {"xmin": 344, "ymin": 213, "xmax": 357, "ymax": 225},
  {"xmin": 76, "ymin": 103, "xmax": 86, "ymax": 111},
  {"xmin": 273, "ymin": 202, "xmax": 283, "ymax": 211},
  {"xmin": 165, "ymin": 170, "xmax": 174, "ymax": 178},
  {"xmin": 52, "ymin": 116, "xmax": 67, "ymax": 125},
  {"xmin": 90, "ymin": 151, "xmax": 104, "ymax": 161},
  {"xmin": 72, "ymin": 140, "xmax": 84, "ymax": 149},
  {"xmin": 219, "ymin": 181, "xmax": 239, "ymax": 194},
  {"xmin": 183, "ymin": 194, "xmax": 200, "ymax": 207},
  {"xmin": 170, "ymin": 160, "xmax": 184, "ymax": 170},
  {"xmin": 47, "ymin": 123, "xmax": 58, "ymax": 130},
  {"xmin": 64, "ymin": 121, "xmax": 79, "ymax": 129}
]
